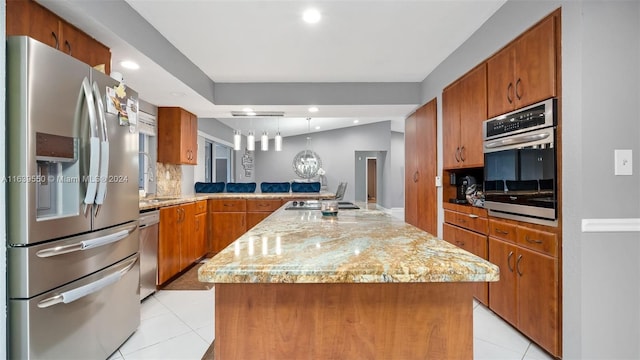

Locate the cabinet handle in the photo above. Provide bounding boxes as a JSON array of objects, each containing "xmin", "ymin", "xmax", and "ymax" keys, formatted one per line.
[
  {"xmin": 467, "ymin": 214, "xmax": 479, "ymax": 219},
  {"xmin": 223, "ymin": 203, "xmax": 234, "ymax": 207},
  {"xmin": 496, "ymin": 228, "xmax": 510, "ymax": 235},
  {"xmin": 515, "ymin": 78, "xmax": 522, "ymax": 100},
  {"xmin": 455, "ymin": 147, "xmax": 461, "ymax": 162},
  {"xmin": 456, "ymin": 240, "xmax": 465, "ymax": 247},
  {"xmin": 507, "ymin": 251, "xmax": 514, "ymax": 272},
  {"xmin": 525, "ymin": 235, "xmax": 543, "ymax": 244},
  {"xmin": 51, "ymin": 31, "xmax": 59, "ymax": 49},
  {"xmin": 507, "ymin": 82, "xmax": 513, "ymax": 103},
  {"xmin": 516, "ymin": 254, "xmax": 523, "ymax": 276},
  {"xmin": 461, "ymin": 146, "xmax": 466, "ymax": 162},
  {"xmin": 64, "ymin": 40, "xmax": 71, "ymax": 55},
  {"xmin": 241, "ymin": 215, "xmax": 245, "ymax": 228},
  {"xmin": 459, "ymin": 218, "xmax": 467, "ymax": 224},
  {"xmin": 413, "ymin": 171, "xmax": 419, "ymax": 183}
]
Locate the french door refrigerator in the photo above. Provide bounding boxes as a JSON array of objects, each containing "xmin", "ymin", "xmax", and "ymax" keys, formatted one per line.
[{"xmin": 6, "ymin": 36, "xmax": 141, "ymax": 359}]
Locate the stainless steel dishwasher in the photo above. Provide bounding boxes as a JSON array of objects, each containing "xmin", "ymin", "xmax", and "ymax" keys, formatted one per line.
[{"xmin": 139, "ymin": 209, "xmax": 159, "ymax": 300}]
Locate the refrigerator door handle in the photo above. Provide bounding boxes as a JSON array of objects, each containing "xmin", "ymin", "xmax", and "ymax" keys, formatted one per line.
[
  {"xmin": 37, "ymin": 256, "xmax": 138, "ymax": 308},
  {"xmin": 93, "ymin": 81, "xmax": 110, "ymax": 216},
  {"xmin": 78, "ymin": 77, "xmax": 100, "ymax": 216},
  {"xmin": 36, "ymin": 223, "xmax": 137, "ymax": 258}
]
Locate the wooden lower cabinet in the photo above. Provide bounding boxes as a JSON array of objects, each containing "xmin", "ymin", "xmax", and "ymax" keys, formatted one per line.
[
  {"xmin": 443, "ymin": 223, "xmax": 488, "ymax": 305},
  {"xmin": 246, "ymin": 199, "xmax": 283, "ymax": 229},
  {"xmin": 488, "ymin": 219, "xmax": 560, "ymax": 357},
  {"xmin": 210, "ymin": 199, "xmax": 248, "ymax": 254},
  {"xmin": 158, "ymin": 202, "xmax": 201, "ymax": 285}
]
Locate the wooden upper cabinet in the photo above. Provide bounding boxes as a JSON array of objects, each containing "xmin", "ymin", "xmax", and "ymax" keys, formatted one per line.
[
  {"xmin": 442, "ymin": 63, "xmax": 487, "ymax": 169},
  {"xmin": 7, "ymin": 0, "xmax": 111, "ymax": 74},
  {"xmin": 157, "ymin": 107, "xmax": 198, "ymax": 165},
  {"xmin": 487, "ymin": 14, "xmax": 556, "ymax": 118}
]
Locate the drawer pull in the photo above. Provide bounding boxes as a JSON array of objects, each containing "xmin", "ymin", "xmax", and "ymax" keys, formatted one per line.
[
  {"xmin": 467, "ymin": 214, "xmax": 479, "ymax": 219},
  {"xmin": 224, "ymin": 204, "xmax": 234, "ymax": 207},
  {"xmin": 455, "ymin": 240, "xmax": 465, "ymax": 247},
  {"xmin": 459, "ymin": 219, "xmax": 467, "ymax": 223},
  {"xmin": 516, "ymin": 255, "xmax": 523, "ymax": 276},
  {"xmin": 507, "ymin": 251, "xmax": 514, "ymax": 272},
  {"xmin": 525, "ymin": 235, "xmax": 543, "ymax": 244},
  {"xmin": 496, "ymin": 228, "xmax": 510, "ymax": 235}
]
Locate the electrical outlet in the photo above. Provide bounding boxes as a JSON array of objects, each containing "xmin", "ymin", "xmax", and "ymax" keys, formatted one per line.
[
  {"xmin": 435, "ymin": 176, "xmax": 442, "ymax": 187},
  {"xmin": 614, "ymin": 149, "xmax": 633, "ymax": 176}
]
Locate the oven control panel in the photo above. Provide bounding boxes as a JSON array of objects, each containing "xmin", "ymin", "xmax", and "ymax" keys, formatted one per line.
[{"xmin": 483, "ymin": 98, "xmax": 556, "ymax": 140}]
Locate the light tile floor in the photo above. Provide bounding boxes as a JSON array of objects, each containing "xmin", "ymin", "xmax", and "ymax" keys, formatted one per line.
[{"xmin": 109, "ymin": 287, "xmax": 554, "ymax": 359}]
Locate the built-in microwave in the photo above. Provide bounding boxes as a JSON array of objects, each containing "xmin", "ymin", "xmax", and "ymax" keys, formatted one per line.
[{"xmin": 483, "ymin": 98, "xmax": 557, "ymax": 225}]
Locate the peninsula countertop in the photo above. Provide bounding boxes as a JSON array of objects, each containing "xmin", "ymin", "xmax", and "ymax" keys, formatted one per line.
[{"xmin": 199, "ymin": 203, "xmax": 499, "ymax": 284}]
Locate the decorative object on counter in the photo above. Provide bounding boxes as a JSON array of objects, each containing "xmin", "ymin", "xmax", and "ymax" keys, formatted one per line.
[
  {"xmin": 291, "ymin": 181, "xmax": 321, "ymax": 193},
  {"xmin": 465, "ymin": 183, "xmax": 485, "ymax": 207},
  {"xmin": 226, "ymin": 182, "xmax": 257, "ymax": 193},
  {"xmin": 334, "ymin": 182, "xmax": 347, "ymax": 200},
  {"xmin": 260, "ymin": 182, "xmax": 291, "ymax": 193},
  {"xmin": 292, "ymin": 118, "xmax": 322, "ymax": 179},
  {"xmin": 241, "ymin": 149, "xmax": 253, "ymax": 177},
  {"xmin": 317, "ymin": 168, "xmax": 327, "ymax": 190},
  {"xmin": 195, "ymin": 182, "xmax": 225, "ymax": 193},
  {"xmin": 320, "ymin": 200, "xmax": 339, "ymax": 216}
]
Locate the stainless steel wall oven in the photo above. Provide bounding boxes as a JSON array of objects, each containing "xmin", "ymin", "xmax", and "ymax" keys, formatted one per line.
[{"xmin": 483, "ymin": 98, "xmax": 557, "ymax": 224}]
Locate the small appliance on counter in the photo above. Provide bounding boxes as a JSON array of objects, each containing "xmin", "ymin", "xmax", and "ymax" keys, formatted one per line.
[{"xmin": 449, "ymin": 174, "xmax": 476, "ymax": 205}]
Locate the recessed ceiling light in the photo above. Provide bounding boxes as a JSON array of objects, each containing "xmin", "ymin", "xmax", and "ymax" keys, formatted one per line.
[
  {"xmin": 353, "ymin": 119, "xmax": 360, "ymax": 124},
  {"xmin": 246, "ymin": 112, "xmax": 257, "ymax": 116},
  {"xmin": 315, "ymin": 126, "xmax": 321, "ymax": 130},
  {"xmin": 308, "ymin": 106, "xmax": 319, "ymax": 113},
  {"xmin": 242, "ymin": 107, "xmax": 254, "ymax": 113},
  {"xmin": 303, "ymin": 8, "xmax": 321, "ymax": 24},
  {"xmin": 120, "ymin": 60, "xmax": 139, "ymax": 70}
]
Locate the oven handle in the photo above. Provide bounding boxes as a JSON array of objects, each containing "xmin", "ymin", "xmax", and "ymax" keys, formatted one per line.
[{"xmin": 484, "ymin": 132, "xmax": 550, "ymax": 150}]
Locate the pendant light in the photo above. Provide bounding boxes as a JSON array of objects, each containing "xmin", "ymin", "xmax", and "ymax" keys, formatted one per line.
[
  {"xmin": 233, "ymin": 130, "xmax": 241, "ymax": 151},
  {"xmin": 247, "ymin": 131, "xmax": 255, "ymax": 151},
  {"xmin": 275, "ymin": 118, "xmax": 283, "ymax": 151},
  {"xmin": 261, "ymin": 131, "xmax": 269, "ymax": 151}
]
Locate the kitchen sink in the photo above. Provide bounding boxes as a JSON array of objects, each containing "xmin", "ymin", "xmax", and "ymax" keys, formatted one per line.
[{"xmin": 285, "ymin": 200, "xmax": 359, "ymax": 210}]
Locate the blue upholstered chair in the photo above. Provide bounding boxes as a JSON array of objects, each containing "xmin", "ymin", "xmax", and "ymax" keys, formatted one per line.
[
  {"xmin": 260, "ymin": 182, "xmax": 291, "ymax": 193},
  {"xmin": 290, "ymin": 181, "xmax": 321, "ymax": 193},
  {"xmin": 226, "ymin": 182, "xmax": 257, "ymax": 193},
  {"xmin": 194, "ymin": 182, "xmax": 225, "ymax": 193}
]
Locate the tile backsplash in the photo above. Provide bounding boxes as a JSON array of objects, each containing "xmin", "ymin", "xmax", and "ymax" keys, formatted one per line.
[{"xmin": 156, "ymin": 163, "xmax": 182, "ymax": 196}]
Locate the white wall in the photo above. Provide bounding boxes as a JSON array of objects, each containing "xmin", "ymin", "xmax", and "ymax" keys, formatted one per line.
[{"xmin": 1, "ymin": 1, "xmax": 7, "ymax": 357}]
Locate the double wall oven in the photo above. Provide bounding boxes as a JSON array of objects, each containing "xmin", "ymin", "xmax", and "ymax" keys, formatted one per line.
[{"xmin": 483, "ymin": 98, "xmax": 557, "ymax": 225}]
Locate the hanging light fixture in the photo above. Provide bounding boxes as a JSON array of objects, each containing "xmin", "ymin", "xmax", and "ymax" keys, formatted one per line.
[
  {"xmin": 233, "ymin": 130, "xmax": 242, "ymax": 151},
  {"xmin": 261, "ymin": 131, "xmax": 269, "ymax": 151},
  {"xmin": 247, "ymin": 131, "xmax": 255, "ymax": 151},
  {"xmin": 275, "ymin": 118, "xmax": 283, "ymax": 151}
]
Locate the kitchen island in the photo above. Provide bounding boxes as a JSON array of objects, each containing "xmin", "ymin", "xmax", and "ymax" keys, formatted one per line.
[{"xmin": 199, "ymin": 203, "xmax": 499, "ymax": 359}]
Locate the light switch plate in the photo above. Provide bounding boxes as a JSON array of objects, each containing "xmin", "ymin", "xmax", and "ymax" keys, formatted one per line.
[
  {"xmin": 435, "ymin": 176, "xmax": 442, "ymax": 187},
  {"xmin": 614, "ymin": 149, "xmax": 633, "ymax": 175}
]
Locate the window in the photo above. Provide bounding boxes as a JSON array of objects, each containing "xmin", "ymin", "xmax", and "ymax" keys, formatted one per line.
[{"xmin": 204, "ymin": 140, "xmax": 234, "ymax": 183}]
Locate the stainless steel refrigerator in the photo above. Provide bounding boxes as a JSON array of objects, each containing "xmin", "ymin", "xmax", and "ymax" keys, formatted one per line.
[{"xmin": 6, "ymin": 36, "xmax": 141, "ymax": 359}]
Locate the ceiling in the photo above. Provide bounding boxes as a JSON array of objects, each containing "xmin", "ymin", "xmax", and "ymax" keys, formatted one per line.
[{"xmin": 38, "ymin": 0, "xmax": 506, "ymax": 138}]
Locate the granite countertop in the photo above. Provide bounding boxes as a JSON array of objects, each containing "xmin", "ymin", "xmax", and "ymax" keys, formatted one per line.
[
  {"xmin": 139, "ymin": 192, "xmax": 335, "ymax": 210},
  {"xmin": 198, "ymin": 203, "xmax": 499, "ymax": 284}
]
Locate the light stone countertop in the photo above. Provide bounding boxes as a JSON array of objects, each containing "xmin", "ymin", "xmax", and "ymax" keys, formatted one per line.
[
  {"xmin": 199, "ymin": 203, "xmax": 499, "ymax": 284},
  {"xmin": 139, "ymin": 191, "xmax": 335, "ymax": 211}
]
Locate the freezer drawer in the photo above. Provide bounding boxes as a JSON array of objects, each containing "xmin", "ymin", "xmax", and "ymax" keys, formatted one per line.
[
  {"xmin": 9, "ymin": 254, "xmax": 141, "ymax": 360},
  {"xmin": 8, "ymin": 221, "xmax": 139, "ymax": 299}
]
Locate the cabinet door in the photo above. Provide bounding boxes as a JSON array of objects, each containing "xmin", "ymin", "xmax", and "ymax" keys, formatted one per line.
[
  {"xmin": 180, "ymin": 110, "xmax": 197, "ymax": 164},
  {"xmin": 414, "ymin": 99, "xmax": 438, "ymax": 234},
  {"xmin": 158, "ymin": 206, "xmax": 181, "ymax": 284},
  {"xmin": 514, "ymin": 16, "xmax": 556, "ymax": 110},
  {"xmin": 7, "ymin": 0, "xmax": 61, "ymax": 49},
  {"xmin": 158, "ymin": 107, "xmax": 198, "ymax": 165},
  {"xmin": 179, "ymin": 203, "xmax": 196, "ymax": 270},
  {"xmin": 212, "ymin": 212, "xmax": 246, "ymax": 254},
  {"xmin": 194, "ymin": 212, "xmax": 207, "ymax": 261},
  {"xmin": 442, "ymin": 81, "xmax": 462, "ymax": 169},
  {"xmin": 458, "ymin": 64, "xmax": 486, "ymax": 168},
  {"xmin": 488, "ymin": 237, "xmax": 518, "ymax": 326},
  {"xmin": 404, "ymin": 112, "xmax": 418, "ymax": 226},
  {"xmin": 246, "ymin": 212, "xmax": 271, "ymax": 230},
  {"xmin": 516, "ymin": 247, "xmax": 559, "ymax": 355},
  {"xmin": 487, "ymin": 46, "xmax": 516, "ymax": 118}
]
